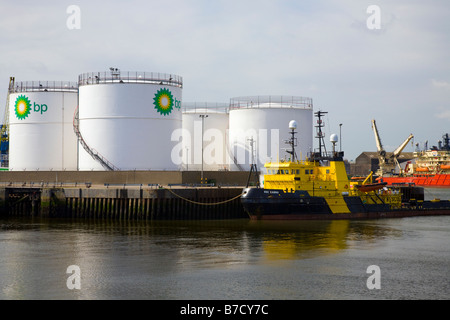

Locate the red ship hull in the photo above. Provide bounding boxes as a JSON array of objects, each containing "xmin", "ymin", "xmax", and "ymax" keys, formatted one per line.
[{"xmin": 378, "ymin": 174, "xmax": 450, "ymax": 187}]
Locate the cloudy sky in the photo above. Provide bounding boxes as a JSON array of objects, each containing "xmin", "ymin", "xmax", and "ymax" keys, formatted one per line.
[{"xmin": 1, "ymin": 0, "xmax": 449, "ymax": 161}]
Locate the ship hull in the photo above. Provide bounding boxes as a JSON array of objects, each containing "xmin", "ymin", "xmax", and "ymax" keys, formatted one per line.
[
  {"xmin": 241, "ymin": 187, "xmax": 450, "ymax": 220},
  {"xmin": 379, "ymin": 174, "xmax": 450, "ymax": 188}
]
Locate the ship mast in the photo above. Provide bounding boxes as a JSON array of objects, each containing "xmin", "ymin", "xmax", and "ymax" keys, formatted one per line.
[
  {"xmin": 286, "ymin": 120, "xmax": 298, "ymax": 161},
  {"xmin": 315, "ymin": 111, "xmax": 327, "ymax": 157},
  {"xmin": 308, "ymin": 111, "xmax": 344, "ymax": 162},
  {"xmin": 309, "ymin": 110, "xmax": 329, "ymax": 161}
]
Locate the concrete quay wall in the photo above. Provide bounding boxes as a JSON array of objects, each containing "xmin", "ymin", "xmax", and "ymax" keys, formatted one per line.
[{"xmin": 0, "ymin": 185, "xmax": 248, "ymax": 220}]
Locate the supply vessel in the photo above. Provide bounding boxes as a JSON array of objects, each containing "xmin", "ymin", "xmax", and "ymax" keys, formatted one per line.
[
  {"xmin": 376, "ymin": 133, "xmax": 450, "ymax": 187},
  {"xmin": 241, "ymin": 111, "xmax": 450, "ymax": 220},
  {"xmin": 370, "ymin": 119, "xmax": 450, "ymax": 187}
]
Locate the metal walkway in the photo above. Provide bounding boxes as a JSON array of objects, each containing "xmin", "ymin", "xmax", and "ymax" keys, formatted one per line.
[{"xmin": 73, "ymin": 106, "xmax": 119, "ymax": 171}]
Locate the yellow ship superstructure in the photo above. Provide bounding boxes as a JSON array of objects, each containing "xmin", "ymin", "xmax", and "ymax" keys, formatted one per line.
[{"xmin": 263, "ymin": 158, "xmax": 402, "ymax": 214}]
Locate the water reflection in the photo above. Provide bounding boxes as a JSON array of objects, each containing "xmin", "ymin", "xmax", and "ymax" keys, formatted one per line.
[
  {"xmin": 0, "ymin": 217, "xmax": 411, "ymax": 299},
  {"xmin": 1, "ymin": 217, "xmax": 407, "ymax": 264}
]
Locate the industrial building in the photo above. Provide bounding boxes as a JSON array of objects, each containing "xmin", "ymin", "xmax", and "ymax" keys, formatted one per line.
[{"xmin": 350, "ymin": 152, "xmax": 415, "ymax": 176}]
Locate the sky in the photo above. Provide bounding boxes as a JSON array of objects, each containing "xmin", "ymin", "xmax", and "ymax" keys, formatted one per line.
[{"xmin": 0, "ymin": 0, "xmax": 449, "ymax": 161}]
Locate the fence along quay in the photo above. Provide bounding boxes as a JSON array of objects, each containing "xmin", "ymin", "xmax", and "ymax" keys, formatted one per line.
[{"xmin": 0, "ymin": 184, "xmax": 248, "ymax": 220}]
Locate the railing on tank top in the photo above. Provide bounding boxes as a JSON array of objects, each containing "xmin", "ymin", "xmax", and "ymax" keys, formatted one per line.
[
  {"xmin": 229, "ymin": 96, "xmax": 313, "ymax": 110},
  {"xmin": 78, "ymin": 71, "xmax": 183, "ymax": 88},
  {"xmin": 9, "ymin": 81, "xmax": 78, "ymax": 93}
]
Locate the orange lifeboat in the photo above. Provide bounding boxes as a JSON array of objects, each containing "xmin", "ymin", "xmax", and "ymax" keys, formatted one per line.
[
  {"xmin": 440, "ymin": 164, "xmax": 450, "ymax": 170},
  {"xmin": 415, "ymin": 166, "xmax": 429, "ymax": 172},
  {"xmin": 354, "ymin": 182, "xmax": 387, "ymax": 192}
]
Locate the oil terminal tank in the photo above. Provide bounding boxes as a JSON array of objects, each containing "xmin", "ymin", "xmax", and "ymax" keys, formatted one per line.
[
  {"xmin": 77, "ymin": 70, "xmax": 183, "ymax": 170},
  {"xmin": 8, "ymin": 80, "xmax": 78, "ymax": 171},
  {"xmin": 180, "ymin": 102, "xmax": 229, "ymax": 171},
  {"xmin": 228, "ymin": 96, "xmax": 313, "ymax": 171}
]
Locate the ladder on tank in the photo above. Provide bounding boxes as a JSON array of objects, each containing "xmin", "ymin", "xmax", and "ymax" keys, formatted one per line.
[{"xmin": 73, "ymin": 106, "xmax": 119, "ymax": 171}]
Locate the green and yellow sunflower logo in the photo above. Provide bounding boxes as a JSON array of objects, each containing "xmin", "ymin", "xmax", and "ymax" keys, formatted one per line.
[
  {"xmin": 14, "ymin": 95, "xmax": 31, "ymax": 120},
  {"xmin": 153, "ymin": 88, "xmax": 174, "ymax": 116}
]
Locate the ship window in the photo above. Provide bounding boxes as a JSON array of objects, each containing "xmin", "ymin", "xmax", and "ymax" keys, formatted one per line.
[
  {"xmin": 285, "ymin": 170, "xmax": 289, "ymax": 174},
  {"xmin": 326, "ymin": 169, "xmax": 330, "ymax": 174},
  {"xmin": 281, "ymin": 170, "xmax": 284, "ymax": 174}
]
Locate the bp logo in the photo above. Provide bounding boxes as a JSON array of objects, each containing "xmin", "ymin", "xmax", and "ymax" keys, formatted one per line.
[
  {"xmin": 13, "ymin": 94, "xmax": 48, "ymax": 120},
  {"xmin": 153, "ymin": 88, "xmax": 181, "ymax": 116},
  {"xmin": 14, "ymin": 95, "xmax": 32, "ymax": 120}
]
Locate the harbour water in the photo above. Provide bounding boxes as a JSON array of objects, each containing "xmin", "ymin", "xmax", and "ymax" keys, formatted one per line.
[{"xmin": 1, "ymin": 187, "xmax": 449, "ymax": 301}]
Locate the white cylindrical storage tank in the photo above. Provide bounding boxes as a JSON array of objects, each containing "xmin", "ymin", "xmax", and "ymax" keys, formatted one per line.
[
  {"xmin": 77, "ymin": 70, "xmax": 183, "ymax": 170},
  {"xmin": 181, "ymin": 103, "xmax": 229, "ymax": 171},
  {"xmin": 228, "ymin": 96, "xmax": 313, "ymax": 171},
  {"xmin": 8, "ymin": 81, "xmax": 78, "ymax": 171}
]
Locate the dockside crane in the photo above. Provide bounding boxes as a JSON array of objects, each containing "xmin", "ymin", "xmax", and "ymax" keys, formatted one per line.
[
  {"xmin": 371, "ymin": 119, "xmax": 413, "ymax": 175},
  {"xmin": 392, "ymin": 133, "xmax": 414, "ymax": 173},
  {"xmin": 371, "ymin": 119, "xmax": 386, "ymax": 175}
]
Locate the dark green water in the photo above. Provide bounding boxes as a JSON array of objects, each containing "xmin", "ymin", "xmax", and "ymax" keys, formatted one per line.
[{"xmin": 1, "ymin": 187, "xmax": 449, "ymax": 300}]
